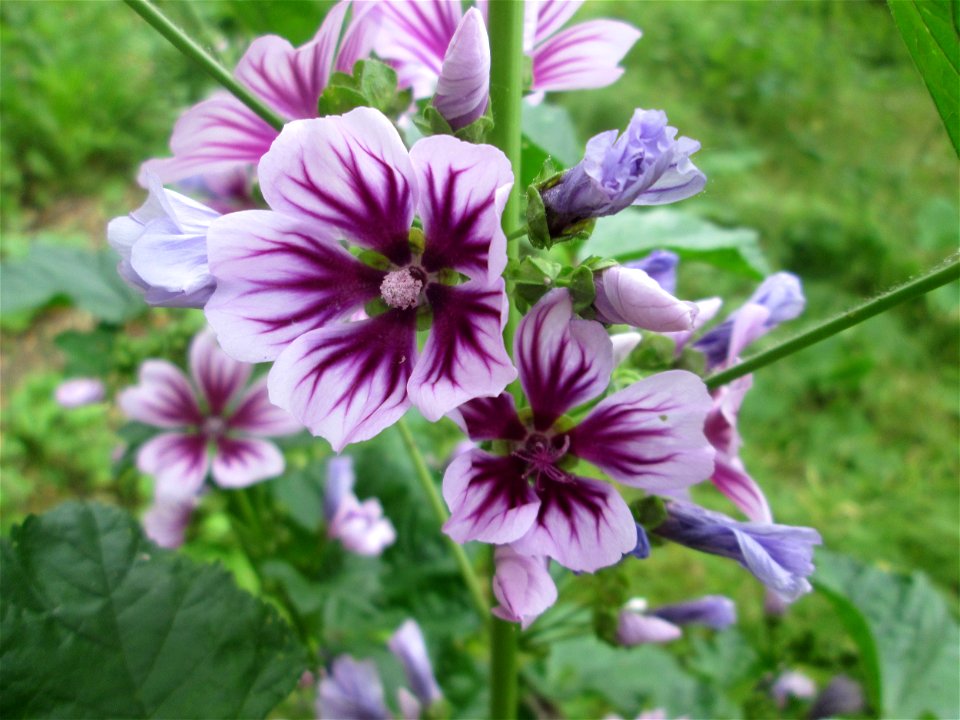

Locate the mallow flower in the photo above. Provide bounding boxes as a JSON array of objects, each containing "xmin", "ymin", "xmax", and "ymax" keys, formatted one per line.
[
  {"xmin": 142, "ymin": 492, "xmax": 197, "ymax": 549},
  {"xmin": 491, "ymin": 545, "xmax": 558, "ymax": 628},
  {"xmin": 107, "ymin": 174, "xmax": 219, "ymax": 308},
  {"xmin": 432, "ymin": 8, "xmax": 490, "ymax": 131},
  {"xmin": 654, "ymin": 501, "xmax": 822, "ymax": 602},
  {"xmin": 54, "ymin": 378, "xmax": 105, "ymax": 408},
  {"xmin": 205, "ymin": 107, "xmax": 516, "ymax": 450},
  {"xmin": 324, "ymin": 456, "xmax": 396, "ymax": 556},
  {"xmin": 593, "ymin": 265, "xmax": 699, "ymax": 332},
  {"xmin": 617, "ymin": 595, "xmax": 736, "ymax": 646},
  {"xmin": 370, "ymin": 0, "xmax": 640, "ymax": 99},
  {"xmin": 119, "ymin": 329, "xmax": 302, "ymax": 498},
  {"xmin": 443, "ymin": 289, "xmax": 714, "ymax": 574},
  {"xmin": 388, "ymin": 620, "xmax": 444, "ymax": 717},
  {"xmin": 141, "ymin": 1, "xmax": 376, "ymax": 185},
  {"xmin": 541, "ymin": 108, "xmax": 706, "ymax": 237},
  {"xmin": 317, "ymin": 656, "xmax": 391, "ymax": 720}
]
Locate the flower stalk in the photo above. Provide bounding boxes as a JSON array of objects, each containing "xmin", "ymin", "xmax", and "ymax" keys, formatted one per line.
[
  {"xmin": 487, "ymin": 1, "xmax": 527, "ymax": 717},
  {"xmin": 124, "ymin": 0, "xmax": 285, "ymax": 130},
  {"xmin": 706, "ymin": 254, "xmax": 960, "ymax": 390},
  {"xmin": 395, "ymin": 419, "xmax": 489, "ymax": 619}
]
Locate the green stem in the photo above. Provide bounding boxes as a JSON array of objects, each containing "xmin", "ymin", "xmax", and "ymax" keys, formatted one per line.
[
  {"xmin": 124, "ymin": 0, "xmax": 285, "ymax": 131},
  {"xmin": 395, "ymin": 419, "xmax": 489, "ymax": 619},
  {"xmin": 705, "ymin": 254, "xmax": 960, "ymax": 390},
  {"xmin": 487, "ymin": 2, "xmax": 526, "ymax": 718},
  {"xmin": 507, "ymin": 226, "xmax": 529, "ymax": 241}
]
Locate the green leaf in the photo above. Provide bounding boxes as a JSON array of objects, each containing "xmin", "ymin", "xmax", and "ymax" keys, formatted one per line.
[
  {"xmin": 582, "ymin": 207, "xmax": 770, "ymax": 278},
  {"xmin": 358, "ymin": 59, "xmax": 400, "ymax": 112},
  {"xmin": 54, "ymin": 326, "xmax": 117, "ymax": 376},
  {"xmin": 316, "ymin": 84, "xmax": 369, "ymax": 116},
  {"xmin": 888, "ymin": 0, "xmax": 960, "ymax": 155},
  {"xmin": 521, "ymin": 102, "xmax": 582, "ymax": 168},
  {"xmin": 814, "ymin": 550, "xmax": 960, "ymax": 719},
  {"xmin": 0, "ymin": 502, "xmax": 307, "ymax": 719},
  {"xmin": 0, "ymin": 243, "xmax": 142, "ymax": 322}
]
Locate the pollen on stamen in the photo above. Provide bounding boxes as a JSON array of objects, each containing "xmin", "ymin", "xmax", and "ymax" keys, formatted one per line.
[{"xmin": 380, "ymin": 268, "xmax": 424, "ymax": 309}]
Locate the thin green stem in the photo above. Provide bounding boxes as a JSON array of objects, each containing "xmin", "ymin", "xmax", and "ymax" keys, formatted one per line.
[
  {"xmin": 395, "ymin": 419, "xmax": 489, "ymax": 619},
  {"xmin": 124, "ymin": 0, "xmax": 285, "ymax": 131},
  {"xmin": 706, "ymin": 254, "xmax": 960, "ymax": 390},
  {"xmin": 507, "ymin": 226, "xmax": 529, "ymax": 241},
  {"xmin": 487, "ymin": 2, "xmax": 526, "ymax": 718}
]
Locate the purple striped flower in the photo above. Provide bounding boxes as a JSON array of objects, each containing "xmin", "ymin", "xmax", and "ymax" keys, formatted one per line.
[
  {"xmin": 443, "ymin": 289, "xmax": 714, "ymax": 574},
  {"xmin": 119, "ymin": 329, "xmax": 302, "ymax": 498},
  {"xmin": 107, "ymin": 174, "xmax": 219, "ymax": 308},
  {"xmin": 142, "ymin": 492, "xmax": 197, "ymax": 549},
  {"xmin": 369, "ymin": 0, "xmax": 640, "ymax": 98},
  {"xmin": 324, "ymin": 456, "xmax": 396, "ymax": 556},
  {"xmin": 433, "ymin": 8, "xmax": 490, "ymax": 131},
  {"xmin": 141, "ymin": 1, "xmax": 376, "ymax": 186},
  {"xmin": 205, "ymin": 107, "xmax": 516, "ymax": 450},
  {"xmin": 541, "ymin": 108, "xmax": 706, "ymax": 236},
  {"xmin": 655, "ymin": 501, "xmax": 822, "ymax": 602}
]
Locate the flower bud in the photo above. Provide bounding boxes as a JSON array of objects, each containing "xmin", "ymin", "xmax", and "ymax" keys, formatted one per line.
[
  {"xmin": 433, "ymin": 8, "xmax": 489, "ymax": 131},
  {"xmin": 594, "ymin": 265, "xmax": 698, "ymax": 332},
  {"xmin": 54, "ymin": 378, "xmax": 105, "ymax": 408},
  {"xmin": 491, "ymin": 546, "xmax": 558, "ymax": 629},
  {"xmin": 389, "ymin": 620, "xmax": 443, "ymax": 709}
]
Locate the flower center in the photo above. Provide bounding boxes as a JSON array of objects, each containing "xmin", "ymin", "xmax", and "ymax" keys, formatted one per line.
[
  {"xmin": 380, "ymin": 267, "xmax": 425, "ymax": 309},
  {"xmin": 202, "ymin": 416, "xmax": 227, "ymax": 438},
  {"xmin": 512, "ymin": 433, "xmax": 571, "ymax": 487}
]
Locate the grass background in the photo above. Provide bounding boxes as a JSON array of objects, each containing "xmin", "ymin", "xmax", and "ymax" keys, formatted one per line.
[{"xmin": 1, "ymin": 0, "xmax": 957, "ymax": 716}]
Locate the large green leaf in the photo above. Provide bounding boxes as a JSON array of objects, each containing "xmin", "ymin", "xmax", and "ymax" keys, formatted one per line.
[
  {"xmin": 0, "ymin": 502, "xmax": 307, "ymax": 719},
  {"xmin": 0, "ymin": 243, "xmax": 142, "ymax": 322},
  {"xmin": 582, "ymin": 207, "xmax": 770, "ymax": 278},
  {"xmin": 814, "ymin": 551, "xmax": 960, "ymax": 719},
  {"xmin": 888, "ymin": 0, "xmax": 960, "ymax": 155}
]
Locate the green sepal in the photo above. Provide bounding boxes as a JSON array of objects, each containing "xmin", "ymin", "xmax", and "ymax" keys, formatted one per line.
[
  {"xmin": 357, "ymin": 59, "xmax": 401, "ymax": 112},
  {"xmin": 413, "ymin": 105, "xmax": 454, "ymax": 137},
  {"xmin": 631, "ymin": 495, "xmax": 668, "ymax": 531},
  {"xmin": 357, "ymin": 248, "xmax": 391, "ymax": 271},
  {"xmin": 509, "ymin": 256, "xmax": 562, "ymax": 312},
  {"xmin": 435, "ymin": 268, "xmax": 463, "ymax": 286},
  {"xmin": 525, "ymin": 185, "xmax": 552, "ymax": 250},
  {"xmin": 629, "ymin": 333, "xmax": 678, "ymax": 371},
  {"xmin": 557, "ymin": 264, "xmax": 595, "ymax": 313},
  {"xmin": 453, "ymin": 112, "xmax": 493, "ymax": 143},
  {"xmin": 408, "ymin": 227, "xmax": 426, "ymax": 255},
  {"xmin": 317, "ymin": 84, "xmax": 369, "ymax": 116},
  {"xmin": 364, "ymin": 297, "xmax": 390, "ymax": 318},
  {"xmin": 415, "ymin": 305, "xmax": 433, "ymax": 332},
  {"xmin": 578, "ymin": 255, "xmax": 618, "ymax": 272}
]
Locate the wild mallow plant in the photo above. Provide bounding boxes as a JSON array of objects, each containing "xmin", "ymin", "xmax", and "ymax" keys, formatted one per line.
[{"xmin": 14, "ymin": 0, "xmax": 944, "ymax": 718}]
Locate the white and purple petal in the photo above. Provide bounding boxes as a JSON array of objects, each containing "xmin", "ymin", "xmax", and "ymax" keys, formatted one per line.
[
  {"xmin": 617, "ymin": 611, "xmax": 682, "ymax": 646},
  {"xmin": 531, "ymin": 0, "xmax": 584, "ymax": 47},
  {"xmin": 594, "ymin": 266, "xmax": 698, "ymax": 332},
  {"xmin": 491, "ymin": 546, "xmax": 558, "ymax": 629},
  {"xmin": 516, "ymin": 289, "xmax": 613, "ymax": 431},
  {"xmin": 137, "ymin": 431, "xmax": 209, "ymax": 498},
  {"xmin": 143, "ymin": 492, "xmax": 197, "ymax": 549},
  {"xmin": 410, "ymin": 134, "xmax": 513, "ymax": 282},
  {"xmin": 317, "ymin": 656, "xmax": 391, "ymax": 720},
  {"xmin": 511, "ymin": 474, "xmax": 637, "ymax": 573},
  {"xmin": 449, "ymin": 393, "xmax": 527, "ymax": 442},
  {"xmin": 433, "ymin": 8, "xmax": 490, "ymax": 131},
  {"xmin": 650, "ymin": 595, "xmax": 737, "ymax": 630},
  {"xmin": 205, "ymin": 210, "xmax": 384, "ymax": 362},
  {"xmin": 567, "ymin": 370, "xmax": 714, "ymax": 492},
  {"xmin": 259, "ymin": 109, "xmax": 417, "ymax": 265},
  {"xmin": 227, "ymin": 377, "xmax": 304, "ymax": 438},
  {"xmin": 329, "ymin": 495, "xmax": 397, "ymax": 556},
  {"xmin": 55, "ymin": 378, "xmax": 105, "ymax": 408},
  {"xmin": 407, "ymin": 280, "xmax": 516, "ymax": 422},
  {"xmin": 119, "ymin": 360, "xmax": 204, "ymax": 428},
  {"xmin": 211, "ymin": 436, "xmax": 285, "ymax": 489},
  {"xmin": 442, "ymin": 450, "xmax": 540, "ymax": 545},
  {"xmin": 140, "ymin": 94, "xmax": 278, "ymax": 186},
  {"xmin": 532, "ymin": 19, "xmax": 641, "ymax": 92},
  {"xmin": 268, "ymin": 310, "xmax": 417, "ymax": 451},
  {"xmin": 188, "ymin": 329, "xmax": 252, "ymax": 416}
]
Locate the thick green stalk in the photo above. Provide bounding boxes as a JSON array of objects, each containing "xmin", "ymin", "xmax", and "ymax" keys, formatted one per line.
[
  {"xmin": 395, "ymin": 419, "xmax": 489, "ymax": 619},
  {"xmin": 124, "ymin": 0, "xmax": 285, "ymax": 131},
  {"xmin": 487, "ymin": 2, "xmax": 526, "ymax": 718},
  {"xmin": 706, "ymin": 254, "xmax": 960, "ymax": 390}
]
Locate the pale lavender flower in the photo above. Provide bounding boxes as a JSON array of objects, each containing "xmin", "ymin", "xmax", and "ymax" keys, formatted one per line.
[
  {"xmin": 443, "ymin": 289, "xmax": 714, "ymax": 574},
  {"xmin": 389, "ymin": 620, "xmax": 443, "ymax": 711},
  {"xmin": 316, "ymin": 656, "xmax": 391, "ymax": 720},
  {"xmin": 617, "ymin": 600, "xmax": 683, "ymax": 646},
  {"xmin": 371, "ymin": 1, "xmax": 639, "ymax": 99},
  {"xmin": 655, "ymin": 501, "xmax": 822, "ymax": 602},
  {"xmin": 650, "ymin": 595, "xmax": 737, "ymax": 630},
  {"xmin": 627, "ymin": 249, "xmax": 679, "ymax": 295},
  {"xmin": 541, "ymin": 109, "xmax": 705, "ymax": 235},
  {"xmin": 119, "ymin": 329, "xmax": 302, "ymax": 498},
  {"xmin": 205, "ymin": 107, "xmax": 515, "ymax": 450},
  {"xmin": 324, "ymin": 456, "xmax": 396, "ymax": 556},
  {"xmin": 141, "ymin": 2, "xmax": 376, "ymax": 186},
  {"xmin": 593, "ymin": 265, "xmax": 699, "ymax": 332},
  {"xmin": 54, "ymin": 378, "xmax": 105, "ymax": 408},
  {"xmin": 693, "ymin": 272, "xmax": 806, "ymax": 371},
  {"xmin": 142, "ymin": 492, "xmax": 197, "ymax": 549},
  {"xmin": 107, "ymin": 174, "xmax": 219, "ymax": 308},
  {"xmin": 809, "ymin": 676, "xmax": 864, "ymax": 719},
  {"xmin": 771, "ymin": 670, "xmax": 817, "ymax": 708},
  {"xmin": 617, "ymin": 595, "xmax": 735, "ymax": 646},
  {"xmin": 491, "ymin": 546, "xmax": 558, "ymax": 628},
  {"xmin": 433, "ymin": 8, "xmax": 489, "ymax": 130}
]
